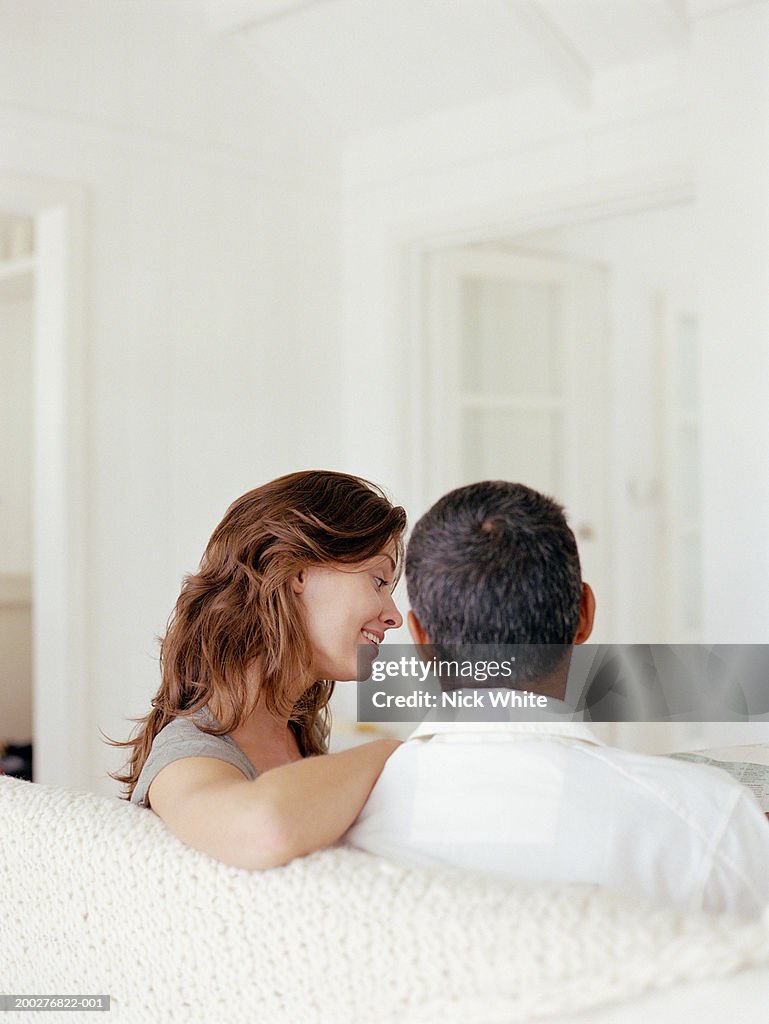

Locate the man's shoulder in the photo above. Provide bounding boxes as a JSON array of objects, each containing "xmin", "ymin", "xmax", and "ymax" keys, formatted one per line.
[
  {"xmin": 581, "ymin": 741, "xmax": 753, "ymax": 813},
  {"xmin": 374, "ymin": 727, "xmax": 752, "ymax": 812}
]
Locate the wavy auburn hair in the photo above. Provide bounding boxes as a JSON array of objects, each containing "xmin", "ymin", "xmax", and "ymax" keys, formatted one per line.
[{"xmin": 110, "ymin": 470, "xmax": 407, "ymax": 800}]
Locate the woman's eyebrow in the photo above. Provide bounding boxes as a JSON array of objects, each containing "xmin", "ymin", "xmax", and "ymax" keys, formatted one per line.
[{"xmin": 372, "ymin": 553, "xmax": 396, "ymax": 573}]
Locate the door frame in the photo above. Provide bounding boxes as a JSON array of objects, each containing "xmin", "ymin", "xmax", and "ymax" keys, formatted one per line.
[
  {"xmin": 402, "ymin": 178, "xmax": 694, "ymax": 493},
  {"xmin": 0, "ymin": 172, "xmax": 89, "ymax": 789},
  {"xmin": 395, "ymin": 176, "xmax": 695, "ymax": 642},
  {"xmin": 421, "ymin": 244, "xmax": 610, "ymax": 634}
]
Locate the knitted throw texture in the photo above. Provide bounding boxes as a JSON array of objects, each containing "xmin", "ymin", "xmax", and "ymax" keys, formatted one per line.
[{"xmin": 1, "ymin": 776, "xmax": 768, "ymax": 1023}]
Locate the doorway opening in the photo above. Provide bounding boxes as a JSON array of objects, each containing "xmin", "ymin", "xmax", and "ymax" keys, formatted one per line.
[
  {"xmin": 0, "ymin": 174, "xmax": 88, "ymax": 790},
  {"xmin": 0, "ymin": 213, "xmax": 35, "ymax": 780},
  {"xmin": 420, "ymin": 199, "xmax": 700, "ymax": 646}
]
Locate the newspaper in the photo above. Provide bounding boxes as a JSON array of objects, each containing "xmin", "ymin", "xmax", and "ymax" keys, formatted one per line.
[{"xmin": 669, "ymin": 744, "xmax": 769, "ymax": 812}]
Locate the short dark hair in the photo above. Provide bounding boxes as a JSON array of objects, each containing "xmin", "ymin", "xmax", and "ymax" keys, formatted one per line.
[{"xmin": 405, "ymin": 481, "xmax": 582, "ymax": 681}]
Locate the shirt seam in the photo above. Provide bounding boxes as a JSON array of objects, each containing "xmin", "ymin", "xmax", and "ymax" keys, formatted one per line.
[
  {"xmin": 576, "ymin": 742, "xmax": 767, "ymax": 909},
  {"xmin": 576, "ymin": 743, "xmax": 733, "ymax": 842},
  {"xmin": 695, "ymin": 791, "xmax": 769, "ymax": 906}
]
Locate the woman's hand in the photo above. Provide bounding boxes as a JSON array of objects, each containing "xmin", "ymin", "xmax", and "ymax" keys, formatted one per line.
[{"xmin": 148, "ymin": 738, "xmax": 402, "ymax": 870}]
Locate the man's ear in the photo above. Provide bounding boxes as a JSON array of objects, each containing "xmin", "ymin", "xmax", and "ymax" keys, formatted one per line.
[
  {"xmin": 574, "ymin": 583, "xmax": 595, "ymax": 644},
  {"xmin": 407, "ymin": 610, "xmax": 430, "ymax": 646},
  {"xmin": 290, "ymin": 569, "xmax": 306, "ymax": 595}
]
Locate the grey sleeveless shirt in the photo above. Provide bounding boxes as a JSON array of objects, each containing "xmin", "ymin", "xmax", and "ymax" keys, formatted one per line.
[{"xmin": 131, "ymin": 706, "xmax": 259, "ymax": 808}]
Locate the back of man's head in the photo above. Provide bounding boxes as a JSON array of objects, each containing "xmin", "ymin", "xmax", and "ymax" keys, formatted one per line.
[{"xmin": 405, "ymin": 481, "xmax": 583, "ymax": 682}]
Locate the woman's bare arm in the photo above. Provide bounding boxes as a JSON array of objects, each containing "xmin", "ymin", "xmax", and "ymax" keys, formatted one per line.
[{"xmin": 147, "ymin": 739, "xmax": 400, "ymax": 870}]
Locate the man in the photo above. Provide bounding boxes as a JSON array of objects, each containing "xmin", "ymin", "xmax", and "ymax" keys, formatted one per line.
[{"xmin": 346, "ymin": 481, "xmax": 769, "ymax": 918}]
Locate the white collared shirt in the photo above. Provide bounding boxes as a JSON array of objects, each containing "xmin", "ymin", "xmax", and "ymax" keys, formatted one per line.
[{"xmin": 345, "ymin": 719, "xmax": 769, "ymax": 918}]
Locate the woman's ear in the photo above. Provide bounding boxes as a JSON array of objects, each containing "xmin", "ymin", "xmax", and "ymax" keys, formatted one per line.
[
  {"xmin": 574, "ymin": 583, "xmax": 596, "ymax": 644},
  {"xmin": 291, "ymin": 569, "xmax": 306, "ymax": 595}
]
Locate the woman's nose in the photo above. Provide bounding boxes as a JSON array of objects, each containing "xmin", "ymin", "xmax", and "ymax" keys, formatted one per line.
[{"xmin": 382, "ymin": 592, "xmax": 403, "ymax": 630}]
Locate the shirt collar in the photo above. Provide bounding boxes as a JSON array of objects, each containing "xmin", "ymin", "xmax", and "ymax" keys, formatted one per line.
[{"xmin": 409, "ymin": 716, "xmax": 604, "ymax": 746}]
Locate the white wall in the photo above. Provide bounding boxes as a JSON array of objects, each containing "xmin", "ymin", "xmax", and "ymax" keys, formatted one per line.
[
  {"xmin": 691, "ymin": 0, "xmax": 769, "ymax": 642},
  {"xmin": 341, "ymin": 55, "xmax": 692, "ymax": 605},
  {"xmin": 339, "ymin": 14, "xmax": 769, "ymax": 752},
  {"xmin": 510, "ymin": 204, "xmax": 698, "ymax": 641},
  {"xmin": 3, "ymin": 1, "xmax": 768, "ymax": 784},
  {"xmin": 341, "ymin": 28, "xmax": 769, "ymax": 650},
  {"xmin": 0, "ymin": 1, "xmax": 344, "ymax": 792},
  {"xmin": 333, "ymin": 63, "xmax": 692, "ymax": 689}
]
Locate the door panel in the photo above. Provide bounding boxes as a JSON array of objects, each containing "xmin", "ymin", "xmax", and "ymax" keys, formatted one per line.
[{"xmin": 426, "ymin": 246, "xmax": 610, "ymax": 638}]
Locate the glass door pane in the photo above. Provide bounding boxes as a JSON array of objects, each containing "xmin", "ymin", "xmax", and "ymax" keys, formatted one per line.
[
  {"xmin": 461, "ymin": 407, "xmax": 563, "ymax": 496},
  {"xmin": 461, "ymin": 276, "xmax": 562, "ymax": 398}
]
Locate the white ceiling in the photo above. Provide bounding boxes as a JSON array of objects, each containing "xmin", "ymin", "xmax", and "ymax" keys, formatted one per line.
[{"xmin": 200, "ymin": 0, "xmax": 690, "ymax": 135}]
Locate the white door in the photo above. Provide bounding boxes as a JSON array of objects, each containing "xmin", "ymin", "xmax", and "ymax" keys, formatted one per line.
[
  {"xmin": 657, "ymin": 297, "xmax": 703, "ymax": 642},
  {"xmin": 424, "ymin": 246, "xmax": 610, "ymax": 638}
]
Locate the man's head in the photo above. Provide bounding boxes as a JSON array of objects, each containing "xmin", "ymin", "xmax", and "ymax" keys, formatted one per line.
[{"xmin": 405, "ymin": 481, "xmax": 595, "ymax": 688}]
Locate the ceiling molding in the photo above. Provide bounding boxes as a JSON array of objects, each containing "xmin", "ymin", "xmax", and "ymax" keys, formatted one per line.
[
  {"xmin": 662, "ymin": 0, "xmax": 691, "ymax": 48},
  {"xmin": 201, "ymin": 0, "xmax": 327, "ymax": 35},
  {"xmin": 507, "ymin": 1, "xmax": 592, "ymax": 106},
  {"xmin": 666, "ymin": 0, "xmax": 690, "ymax": 25},
  {"xmin": 684, "ymin": 0, "xmax": 761, "ymax": 17}
]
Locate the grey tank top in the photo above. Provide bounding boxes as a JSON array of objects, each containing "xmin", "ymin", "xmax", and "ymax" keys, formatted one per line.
[{"xmin": 131, "ymin": 706, "xmax": 259, "ymax": 808}]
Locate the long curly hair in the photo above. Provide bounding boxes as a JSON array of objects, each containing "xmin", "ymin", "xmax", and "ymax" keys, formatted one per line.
[{"xmin": 110, "ymin": 470, "xmax": 407, "ymax": 799}]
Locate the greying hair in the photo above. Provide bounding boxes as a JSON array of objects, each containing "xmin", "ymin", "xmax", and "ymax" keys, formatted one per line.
[{"xmin": 405, "ymin": 481, "xmax": 582, "ymax": 681}]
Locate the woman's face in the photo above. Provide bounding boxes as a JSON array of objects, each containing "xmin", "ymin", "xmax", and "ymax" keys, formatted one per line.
[{"xmin": 293, "ymin": 546, "xmax": 403, "ymax": 682}]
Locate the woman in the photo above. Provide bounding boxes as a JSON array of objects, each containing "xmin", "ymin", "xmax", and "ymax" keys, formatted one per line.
[{"xmin": 111, "ymin": 470, "xmax": 406, "ymax": 869}]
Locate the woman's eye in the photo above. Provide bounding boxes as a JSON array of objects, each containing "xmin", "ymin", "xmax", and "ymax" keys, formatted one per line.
[{"xmin": 374, "ymin": 576, "xmax": 390, "ymax": 590}]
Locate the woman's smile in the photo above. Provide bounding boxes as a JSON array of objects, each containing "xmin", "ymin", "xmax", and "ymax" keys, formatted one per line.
[
  {"xmin": 361, "ymin": 628, "xmax": 384, "ymax": 647},
  {"xmin": 295, "ymin": 550, "xmax": 402, "ymax": 680}
]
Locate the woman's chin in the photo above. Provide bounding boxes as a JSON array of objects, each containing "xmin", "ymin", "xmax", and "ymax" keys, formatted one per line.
[
  {"xmin": 354, "ymin": 643, "xmax": 381, "ymax": 681},
  {"xmin": 317, "ymin": 646, "xmax": 380, "ymax": 683}
]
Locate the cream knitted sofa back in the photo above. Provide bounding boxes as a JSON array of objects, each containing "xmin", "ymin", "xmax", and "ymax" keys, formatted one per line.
[{"xmin": 2, "ymin": 776, "xmax": 768, "ymax": 1023}]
